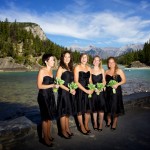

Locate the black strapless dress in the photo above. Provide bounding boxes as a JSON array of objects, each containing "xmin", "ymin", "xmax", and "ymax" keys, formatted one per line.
[
  {"xmin": 75, "ymin": 71, "xmax": 92, "ymax": 114},
  {"xmin": 105, "ymin": 74, "xmax": 125, "ymax": 116},
  {"xmin": 57, "ymin": 71, "xmax": 75, "ymax": 118},
  {"xmin": 91, "ymin": 74, "xmax": 106, "ymax": 112},
  {"xmin": 37, "ymin": 76, "xmax": 56, "ymax": 121}
]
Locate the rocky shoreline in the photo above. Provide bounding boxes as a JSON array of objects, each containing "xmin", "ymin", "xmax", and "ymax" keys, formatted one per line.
[
  {"xmin": 0, "ymin": 57, "xmax": 41, "ymax": 72},
  {"xmin": 1, "ymin": 57, "xmax": 150, "ymax": 72}
]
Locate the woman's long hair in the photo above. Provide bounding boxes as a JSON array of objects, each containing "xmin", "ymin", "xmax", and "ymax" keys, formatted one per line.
[
  {"xmin": 107, "ymin": 56, "xmax": 118, "ymax": 78},
  {"xmin": 59, "ymin": 50, "xmax": 73, "ymax": 71},
  {"xmin": 79, "ymin": 53, "xmax": 89, "ymax": 63},
  {"xmin": 93, "ymin": 55, "xmax": 102, "ymax": 70}
]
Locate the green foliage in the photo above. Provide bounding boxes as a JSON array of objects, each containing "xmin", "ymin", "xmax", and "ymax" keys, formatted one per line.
[
  {"xmin": 96, "ymin": 83, "xmax": 105, "ymax": 91},
  {"xmin": 38, "ymin": 58, "xmax": 43, "ymax": 65},
  {"xmin": 117, "ymin": 41, "xmax": 150, "ymax": 66},
  {"xmin": 14, "ymin": 55, "xmax": 25, "ymax": 63},
  {"xmin": 0, "ymin": 19, "xmax": 67, "ymax": 64},
  {"xmin": 87, "ymin": 83, "xmax": 96, "ymax": 98},
  {"xmin": 107, "ymin": 80, "xmax": 118, "ymax": 94},
  {"xmin": 72, "ymin": 50, "xmax": 80, "ymax": 63},
  {"xmin": 0, "ymin": 18, "xmax": 94, "ymax": 66},
  {"xmin": 68, "ymin": 82, "xmax": 78, "ymax": 90},
  {"xmin": 53, "ymin": 78, "xmax": 65, "ymax": 93}
]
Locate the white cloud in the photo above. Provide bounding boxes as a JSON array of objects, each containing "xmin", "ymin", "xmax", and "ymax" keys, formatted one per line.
[{"xmin": 0, "ymin": 3, "xmax": 150, "ymax": 45}]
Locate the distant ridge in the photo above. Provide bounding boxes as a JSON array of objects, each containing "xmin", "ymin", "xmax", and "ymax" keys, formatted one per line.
[{"xmin": 69, "ymin": 44, "xmax": 144, "ymax": 59}]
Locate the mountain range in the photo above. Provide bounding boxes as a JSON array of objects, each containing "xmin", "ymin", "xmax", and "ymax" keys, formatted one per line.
[{"xmin": 69, "ymin": 44, "xmax": 144, "ymax": 59}]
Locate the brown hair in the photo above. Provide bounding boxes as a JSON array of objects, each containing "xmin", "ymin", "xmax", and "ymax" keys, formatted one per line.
[
  {"xmin": 79, "ymin": 53, "xmax": 89, "ymax": 63},
  {"xmin": 107, "ymin": 56, "xmax": 118, "ymax": 78},
  {"xmin": 42, "ymin": 53, "xmax": 53, "ymax": 66},
  {"xmin": 59, "ymin": 50, "xmax": 73, "ymax": 71}
]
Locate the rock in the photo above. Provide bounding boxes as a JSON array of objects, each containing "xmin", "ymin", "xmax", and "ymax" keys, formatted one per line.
[
  {"xmin": 128, "ymin": 61, "xmax": 148, "ymax": 68},
  {"xmin": 0, "ymin": 57, "xmax": 43, "ymax": 71},
  {"xmin": 0, "ymin": 116, "xmax": 36, "ymax": 150},
  {"xmin": 13, "ymin": 42, "xmax": 24, "ymax": 56},
  {"xmin": 24, "ymin": 25, "xmax": 47, "ymax": 41},
  {"xmin": 0, "ymin": 57, "xmax": 28, "ymax": 71}
]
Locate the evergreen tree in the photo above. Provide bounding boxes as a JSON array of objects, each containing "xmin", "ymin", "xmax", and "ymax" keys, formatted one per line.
[{"xmin": 0, "ymin": 19, "xmax": 93, "ymax": 66}]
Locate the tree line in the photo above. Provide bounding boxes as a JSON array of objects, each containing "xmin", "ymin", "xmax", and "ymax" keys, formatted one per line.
[
  {"xmin": 0, "ymin": 19, "xmax": 93, "ymax": 65},
  {"xmin": 116, "ymin": 41, "xmax": 150, "ymax": 66},
  {"xmin": 0, "ymin": 19, "xmax": 149, "ymax": 66}
]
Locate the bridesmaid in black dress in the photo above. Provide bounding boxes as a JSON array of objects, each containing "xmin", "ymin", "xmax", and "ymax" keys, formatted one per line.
[
  {"xmin": 74, "ymin": 53, "xmax": 93, "ymax": 135},
  {"xmin": 56, "ymin": 51, "xmax": 76, "ymax": 139},
  {"xmin": 37, "ymin": 54, "xmax": 58, "ymax": 147},
  {"xmin": 105, "ymin": 57, "xmax": 126, "ymax": 130},
  {"xmin": 91, "ymin": 55, "xmax": 106, "ymax": 131}
]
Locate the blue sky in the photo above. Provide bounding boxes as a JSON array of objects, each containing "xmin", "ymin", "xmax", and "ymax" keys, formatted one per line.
[{"xmin": 0, "ymin": 0, "xmax": 150, "ymax": 48}]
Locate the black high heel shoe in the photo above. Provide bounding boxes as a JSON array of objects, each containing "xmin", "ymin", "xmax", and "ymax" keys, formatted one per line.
[
  {"xmin": 105, "ymin": 122, "xmax": 111, "ymax": 128},
  {"xmin": 39, "ymin": 138, "xmax": 53, "ymax": 147},
  {"xmin": 58, "ymin": 133, "xmax": 71, "ymax": 139},
  {"xmin": 98, "ymin": 128, "xmax": 103, "ymax": 132},
  {"xmin": 86, "ymin": 129, "xmax": 91, "ymax": 133},
  {"xmin": 78, "ymin": 128, "xmax": 89, "ymax": 135},
  {"xmin": 93, "ymin": 127, "xmax": 98, "ymax": 131},
  {"xmin": 111, "ymin": 127, "xmax": 116, "ymax": 131},
  {"xmin": 111, "ymin": 123, "xmax": 117, "ymax": 131},
  {"xmin": 49, "ymin": 137, "xmax": 54, "ymax": 141},
  {"xmin": 111, "ymin": 125, "xmax": 117, "ymax": 131},
  {"xmin": 67, "ymin": 132, "xmax": 74, "ymax": 137}
]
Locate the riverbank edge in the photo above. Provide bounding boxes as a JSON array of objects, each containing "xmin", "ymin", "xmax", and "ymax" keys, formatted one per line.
[
  {"xmin": 124, "ymin": 67, "xmax": 150, "ymax": 70},
  {"xmin": 0, "ymin": 92, "xmax": 150, "ymax": 150},
  {"xmin": 0, "ymin": 68, "xmax": 58, "ymax": 72}
]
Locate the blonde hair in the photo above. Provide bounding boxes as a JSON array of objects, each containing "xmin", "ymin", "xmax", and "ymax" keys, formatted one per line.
[{"xmin": 93, "ymin": 55, "xmax": 102, "ymax": 70}]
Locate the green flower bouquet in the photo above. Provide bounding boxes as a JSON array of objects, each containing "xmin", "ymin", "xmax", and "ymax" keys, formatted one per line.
[
  {"xmin": 95, "ymin": 83, "xmax": 105, "ymax": 95},
  {"xmin": 87, "ymin": 83, "xmax": 96, "ymax": 98},
  {"xmin": 68, "ymin": 82, "xmax": 78, "ymax": 92},
  {"xmin": 53, "ymin": 77, "xmax": 65, "ymax": 93},
  {"xmin": 107, "ymin": 80, "xmax": 118, "ymax": 94}
]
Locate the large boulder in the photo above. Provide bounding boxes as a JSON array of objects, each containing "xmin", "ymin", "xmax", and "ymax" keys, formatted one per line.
[
  {"xmin": 129, "ymin": 61, "xmax": 147, "ymax": 68},
  {"xmin": 0, "ymin": 57, "xmax": 28, "ymax": 71},
  {"xmin": 0, "ymin": 116, "xmax": 36, "ymax": 150}
]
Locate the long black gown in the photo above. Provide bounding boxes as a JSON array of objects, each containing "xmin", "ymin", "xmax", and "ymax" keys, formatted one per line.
[
  {"xmin": 76, "ymin": 71, "xmax": 92, "ymax": 115},
  {"xmin": 37, "ymin": 76, "xmax": 56, "ymax": 121},
  {"xmin": 105, "ymin": 74, "xmax": 125, "ymax": 116},
  {"xmin": 91, "ymin": 74, "xmax": 106, "ymax": 112},
  {"xmin": 57, "ymin": 71, "xmax": 75, "ymax": 118}
]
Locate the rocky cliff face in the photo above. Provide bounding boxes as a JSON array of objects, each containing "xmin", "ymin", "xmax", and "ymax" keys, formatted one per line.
[
  {"xmin": 0, "ymin": 57, "xmax": 41, "ymax": 71},
  {"xmin": 0, "ymin": 56, "xmax": 58, "ymax": 71},
  {"xmin": 24, "ymin": 24, "xmax": 47, "ymax": 41}
]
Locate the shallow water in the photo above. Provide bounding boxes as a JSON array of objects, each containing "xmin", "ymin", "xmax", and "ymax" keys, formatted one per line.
[
  {"xmin": 0, "ymin": 68, "xmax": 149, "ymax": 106},
  {"xmin": 0, "ymin": 68, "xmax": 150, "ymax": 121}
]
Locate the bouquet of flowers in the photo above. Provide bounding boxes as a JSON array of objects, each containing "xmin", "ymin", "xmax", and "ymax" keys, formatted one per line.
[
  {"xmin": 107, "ymin": 80, "xmax": 118, "ymax": 94},
  {"xmin": 95, "ymin": 83, "xmax": 105, "ymax": 95},
  {"xmin": 68, "ymin": 82, "xmax": 78, "ymax": 92},
  {"xmin": 53, "ymin": 77, "xmax": 65, "ymax": 93},
  {"xmin": 87, "ymin": 83, "xmax": 96, "ymax": 98}
]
